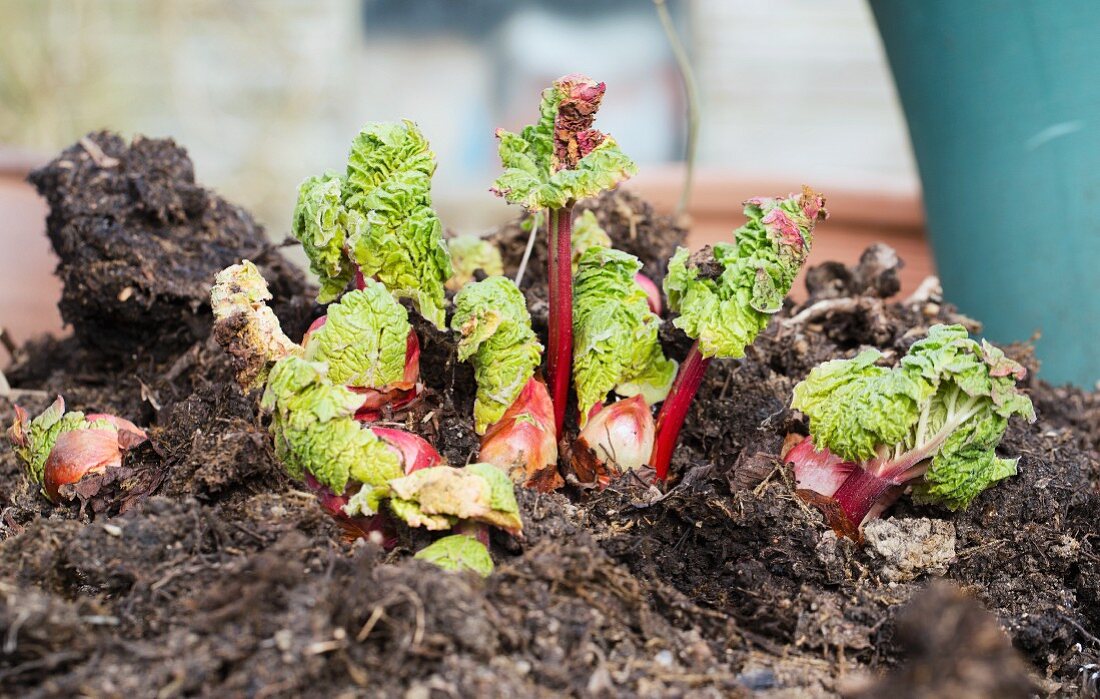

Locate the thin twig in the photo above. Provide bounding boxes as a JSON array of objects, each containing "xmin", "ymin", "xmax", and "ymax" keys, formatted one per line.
[
  {"xmin": 514, "ymin": 212, "xmax": 541, "ymax": 288},
  {"xmin": 655, "ymin": 0, "xmax": 701, "ymax": 217}
]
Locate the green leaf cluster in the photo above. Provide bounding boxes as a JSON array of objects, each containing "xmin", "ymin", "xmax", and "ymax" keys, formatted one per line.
[
  {"xmin": 446, "ymin": 234, "xmax": 504, "ymax": 290},
  {"xmin": 261, "ymin": 356, "xmax": 402, "ymax": 495},
  {"xmin": 414, "ymin": 534, "xmax": 494, "ymax": 577},
  {"xmin": 451, "ymin": 277, "xmax": 543, "ymax": 434},
  {"xmin": 570, "ymin": 210, "xmax": 612, "ymax": 272},
  {"xmin": 303, "ymin": 280, "xmax": 411, "ymax": 389},
  {"xmin": 345, "ymin": 462, "xmax": 522, "ymax": 536},
  {"xmin": 664, "ymin": 193, "xmax": 822, "ymax": 359},
  {"xmin": 492, "ymin": 82, "xmax": 636, "ymax": 211},
  {"xmin": 791, "ymin": 324, "xmax": 1035, "ymax": 510},
  {"xmin": 572, "ymin": 246, "xmax": 676, "ymax": 423},
  {"xmin": 291, "ymin": 121, "xmax": 452, "ymax": 326}
]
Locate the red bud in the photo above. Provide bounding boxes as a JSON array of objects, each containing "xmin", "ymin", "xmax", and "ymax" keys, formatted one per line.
[
  {"xmin": 372, "ymin": 426, "xmax": 444, "ymax": 474},
  {"xmin": 572, "ymin": 395, "xmax": 654, "ymax": 488},
  {"xmin": 478, "ymin": 377, "xmax": 562, "ymax": 491},
  {"xmin": 42, "ymin": 418, "xmax": 149, "ymax": 503}
]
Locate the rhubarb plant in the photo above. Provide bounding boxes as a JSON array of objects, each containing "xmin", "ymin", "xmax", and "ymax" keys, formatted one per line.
[
  {"xmin": 452, "ymin": 276, "xmax": 560, "ymax": 489},
  {"xmin": 569, "ymin": 246, "xmax": 675, "ymax": 484},
  {"xmin": 787, "ymin": 324, "xmax": 1035, "ymax": 539},
  {"xmin": 652, "ymin": 188, "xmax": 827, "ymax": 480},
  {"xmin": 492, "ymin": 73, "xmax": 637, "ymax": 437},
  {"xmin": 572, "ymin": 246, "xmax": 676, "ymax": 422},
  {"xmin": 260, "ymin": 355, "xmax": 444, "ymax": 543},
  {"xmin": 7, "ymin": 397, "xmax": 147, "ymax": 503},
  {"xmin": 292, "ymin": 121, "xmax": 452, "ymax": 327}
]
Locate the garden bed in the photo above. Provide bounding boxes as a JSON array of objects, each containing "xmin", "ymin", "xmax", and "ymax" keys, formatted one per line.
[{"xmin": 1, "ymin": 133, "xmax": 1098, "ymax": 697}]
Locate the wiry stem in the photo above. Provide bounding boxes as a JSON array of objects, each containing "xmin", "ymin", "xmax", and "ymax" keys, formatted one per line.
[
  {"xmin": 546, "ymin": 203, "xmax": 575, "ymax": 438},
  {"xmin": 514, "ymin": 212, "xmax": 541, "ymax": 288},
  {"xmin": 655, "ymin": 0, "xmax": 700, "ymax": 217},
  {"xmin": 651, "ymin": 340, "xmax": 712, "ymax": 481}
]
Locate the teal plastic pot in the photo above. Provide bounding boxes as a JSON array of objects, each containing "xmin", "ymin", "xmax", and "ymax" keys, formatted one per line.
[{"xmin": 870, "ymin": 1, "xmax": 1100, "ymax": 388}]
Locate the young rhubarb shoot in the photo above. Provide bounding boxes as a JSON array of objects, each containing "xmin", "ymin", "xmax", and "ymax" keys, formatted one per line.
[
  {"xmin": 414, "ymin": 533, "xmax": 495, "ymax": 576},
  {"xmin": 788, "ymin": 324, "xmax": 1035, "ymax": 539},
  {"xmin": 446, "ymin": 234, "xmax": 504, "ymax": 291},
  {"xmin": 452, "ymin": 276, "xmax": 560, "ymax": 489},
  {"xmin": 652, "ymin": 188, "xmax": 827, "ymax": 481},
  {"xmin": 572, "ymin": 246, "xmax": 676, "ymax": 425},
  {"xmin": 571, "ymin": 395, "xmax": 656, "ymax": 487},
  {"xmin": 302, "ymin": 279, "xmax": 421, "ymax": 421},
  {"xmin": 7, "ymin": 397, "xmax": 147, "ymax": 503},
  {"xmin": 492, "ymin": 74, "xmax": 638, "ymax": 437},
  {"xmin": 292, "ymin": 121, "xmax": 453, "ymax": 327},
  {"xmin": 211, "ymin": 260, "xmax": 303, "ymax": 390},
  {"xmin": 478, "ymin": 375, "xmax": 561, "ymax": 491},
  {"xmin": 261, "ymin": 355, "xmax": 444, "ymax": 543}
]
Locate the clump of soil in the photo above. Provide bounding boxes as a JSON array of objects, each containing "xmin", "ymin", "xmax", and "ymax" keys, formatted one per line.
[
  {"xmin": 2, "ymin": 134, "xmax": 1098, "ymax": 697},
  {"xmin": 28, "ymin": 132, "xmax": 311, "ymax": 359}
]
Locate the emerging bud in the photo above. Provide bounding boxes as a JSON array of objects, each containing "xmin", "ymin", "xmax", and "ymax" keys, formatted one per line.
[
  {"xmin": 372, "ymin": 427, "xmax": 445, "ymax": 474},
  {"xmin": 572, "ymin": 395, "xmax": 655, "ymax": 488},
  {"xmin": 783, "ymin": 434, "xmax": 853, "ymax": 498},
  {"xmin": 8, "ymin": 397, "xmax": 148, "ymax": 503},
  {"xmin": 478, "ymin": 377, "xmax": 562, "ymax": 491}
]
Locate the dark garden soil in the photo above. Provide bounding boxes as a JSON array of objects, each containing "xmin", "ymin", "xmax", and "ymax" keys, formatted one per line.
[{"xmin": 2, "ymin": 132, "xmax": 1098, "ymax": 698}]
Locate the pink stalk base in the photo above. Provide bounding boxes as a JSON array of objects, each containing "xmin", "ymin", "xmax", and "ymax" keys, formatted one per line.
[
  {"xmin": 650, "ymin": 341, "xmax": 712, "ymax": 481},
  {"xmin": 546, "ymin": 204, "xmax": 575, "ymax": 439},
  {"xmin": 785, "ymin": 435, "xmax": 906, "ymax": 540}
]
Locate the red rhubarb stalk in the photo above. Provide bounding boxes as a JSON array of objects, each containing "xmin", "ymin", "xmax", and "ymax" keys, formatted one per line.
[
  {"xmin": 650, "ymin": 341, "xmax": 712, "ymax": 481},
  {"xmin": 547, "ymin": 203, "xmax": 575, "ymax": 438}
]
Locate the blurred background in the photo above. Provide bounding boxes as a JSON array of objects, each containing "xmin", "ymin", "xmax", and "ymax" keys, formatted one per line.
[{"xmin": 0, "ymin": 0, "xmax": 928, "ymax": 349}]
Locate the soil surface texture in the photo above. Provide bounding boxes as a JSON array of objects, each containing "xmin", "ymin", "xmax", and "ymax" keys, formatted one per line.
[{"xmin": 2, "ymin": 134, "xmax": 1098, "ymax": 698}]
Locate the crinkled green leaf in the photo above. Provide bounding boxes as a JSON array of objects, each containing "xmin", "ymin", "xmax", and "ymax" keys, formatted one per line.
[
  {"xmin": 6, "ymin": 397, "xmax": 110, "ymax": 486},
  {"xmin": 447, "ymin": 235, "xmax": 504, "ymax": 290},
  {"xmin": 792, "ymin": 351, "xmax": 926, "ymax": 462},
  {"xmin": 792, "ymin": 324, "xmax": 1035, "ymax": 509},
  {"xmin": 291, "ymin": 173, "xmax": 362, "ymax": 303},
  {"xmin": 451, "ymin": 277, "xmax": 542, "ymax": 434},
  {"xmin": 211, "ymin": 261, "xmax": 303, "ymax": 389},
  {"xmin": 572, "ymin": 247, "xmax": 676, "ymax": 423},
  {"xmin": 371, "ymin": 464, "xmax": 523, "ymax": 535},
  {"xmin": 913, "ymin": 412, "xmax": 1016, "ymax": 510},
  {"xmin": 261, "ymin": 357, "xmax": 400, "ymax": 493},
  {"xmin": 492, "ymin": 77, "xmax": 637, "ymax": 211},
  {"xmin": 414, "ymin": 534, "xmax": 494, "ymax": 577},
  {"xmin": 464, "ymin": 462, "xmax": 520, "ymax": 515},
  {"xmin": 665, "ymin": 191, "xmax": 824, "ymax": 359},
  {"xmin": 303, "ymin": 280, "xmax": 411, "ymax": 388},
  {"xmin": 344, "ymin": 121, "xmax": 452, "ymax": 328}
]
